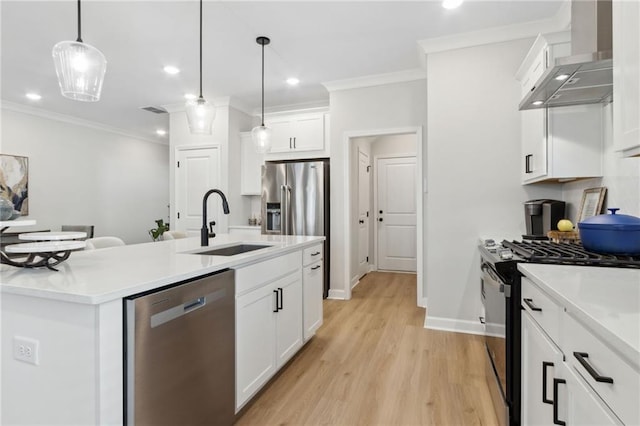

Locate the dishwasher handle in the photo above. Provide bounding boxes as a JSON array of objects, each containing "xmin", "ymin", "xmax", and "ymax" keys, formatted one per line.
[
  {"xmin": 184, "ymin": 297, "xmax": 206, "ymax": 313},
  {"xmin": 150, "ymin": 289, "xmax": 225, "ymax": 328}
]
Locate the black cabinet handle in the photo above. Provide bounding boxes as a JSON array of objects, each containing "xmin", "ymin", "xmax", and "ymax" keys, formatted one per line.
[
  {"xmin": 523, "ymin": 298, "xmax": 542, "ymax": 312},
  {"xmin": 273, "ymin": 290, "xmax": 279, "ymax": 312},
  {"xmin": 311, "ymin": 251, "xmax": 321, "ymax": 257},
  {"xmin": 553, "ymin": 378, "xmax": 566, "ymax": 426},
  {"xmin": 277, "ymin": 287, "xmax": 283, "ymax": 310},
  {"xmin": 525, "ymin": 154, "xmax": 533, "ymax": 174},
  {"xmin": 542, "ymin": 361, "xmax": 554, "ymax": 404},
  {"xmin": 311, "ymin": 265, "xmax": 321, "ymax": 270},
  {"xmin": 573, "ymin": 352, "xmax": 614, "ymax": 383},
  {"xmin": 293, "ymin": 137, "xmax": 296, "ymax": 149}
]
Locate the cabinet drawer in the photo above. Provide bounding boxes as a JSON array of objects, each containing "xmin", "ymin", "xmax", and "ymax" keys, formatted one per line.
[
  {"xmin": 302, "ymin": 244, "xmax": 323, "ymax": 266},
  {"xmin": 521, "ymin": 277, "xmax": 562, "ymax": 344},
  {"xmin": 235, "ymin": 251, "xmax": 302, "ymax": 295},
  {"xmin": 564, "ymin": 313, "xmax": 640, "ymax": 425}
]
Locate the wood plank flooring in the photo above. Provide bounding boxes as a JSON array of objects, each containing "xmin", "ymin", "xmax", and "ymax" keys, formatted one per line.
[{"xmin": 235, "ymin": 272, "xmax": 498, "ymax": 426}]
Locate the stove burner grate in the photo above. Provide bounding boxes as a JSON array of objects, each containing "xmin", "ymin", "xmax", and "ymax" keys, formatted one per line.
[{"xmin": 502, "ymin": 240, "xmax": 640, "ymax": 269}]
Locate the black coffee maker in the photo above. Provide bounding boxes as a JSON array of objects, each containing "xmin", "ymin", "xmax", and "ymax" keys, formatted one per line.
[{"xmin": 524, "ymin": 199, "xmax": 566, "ymax": 240}]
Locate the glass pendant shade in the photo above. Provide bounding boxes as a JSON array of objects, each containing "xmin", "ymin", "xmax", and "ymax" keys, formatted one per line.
[
  {"xmin": 52, "ymin": 41, "xmax": 107, "ymax": 102},
  {"xmin": 251, "ymin": 125, "xmax": 272, "ymax": 154},
  {"xmin": 185, "ymin": 97, "xmax": 216, "ymax": 135}
]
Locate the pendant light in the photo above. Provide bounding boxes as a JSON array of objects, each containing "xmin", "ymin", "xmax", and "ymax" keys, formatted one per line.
[
  {"xmin": 251, "ymin": 36, "xmax": 272, "ymax": 153},
  {"xmin": 52, "ymin": 0, "xmax": 107, "ymax": 102},
  {"xmin": 185, "ymin": 0, "xmax": 215, "ymax": 134}
]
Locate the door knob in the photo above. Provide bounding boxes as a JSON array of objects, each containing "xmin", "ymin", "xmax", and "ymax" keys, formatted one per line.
[
  {"xmin": 359, "ymin": 219, "xmax": 364, "ymax": 224},
  {"xmin": 378, "ymin": 218, "xmax": 383, "ymax": 222},
  {"xmin": 379, "ymin": 210, "xmax": 383, "ymax": 214}
]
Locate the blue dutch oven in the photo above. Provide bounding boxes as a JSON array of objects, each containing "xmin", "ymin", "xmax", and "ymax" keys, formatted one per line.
[{"xmin": 578, "ymin": 208, "xmax": 640, "ymax": 255}]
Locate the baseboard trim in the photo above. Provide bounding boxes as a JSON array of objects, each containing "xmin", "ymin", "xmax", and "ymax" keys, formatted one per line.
[
  {"xmin": 424, "ymin": 315, "xmax": 486, "ymax": 336},
  {"xmin": 328, "ymin": 289, "xmax": 348, "ymax": 300},
  {"xmin": 350, "ymin": 275, "xmax": 359, "ymax": 290}
]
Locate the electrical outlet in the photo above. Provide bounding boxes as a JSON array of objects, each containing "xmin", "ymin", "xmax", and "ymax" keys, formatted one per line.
[{"xmin": 13, "ymin": 336, "xmax": 39, "ymax": 365}]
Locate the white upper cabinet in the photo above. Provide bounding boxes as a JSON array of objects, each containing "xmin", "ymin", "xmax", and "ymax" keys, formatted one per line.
[
  {"xmin": 613, "ymin": 0, "xmax": 640, "ymax": 157},
  {"xmin": 264, "ymin": 110, "xmax": 330, "ymax": 160},
  {"xmin": 240, "ymin": 132, "xmax": 263, "ymax": 196},
  {"xmin": 516, "ymin": 33, "xmax": 603, "ymax": 184}
]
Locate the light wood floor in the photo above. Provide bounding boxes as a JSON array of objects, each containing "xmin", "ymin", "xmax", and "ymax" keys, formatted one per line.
[{"xmin": 235, "ymin": 272, "xmax": 498, "ymax": 426}]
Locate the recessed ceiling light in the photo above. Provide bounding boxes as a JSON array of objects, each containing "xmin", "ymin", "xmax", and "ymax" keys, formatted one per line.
[
  {"xmin": 442, "ymin": 0, "xmax": 463, "ymax": 10},
  {"xmin": 286, "ymin": 77, "xmax": 300, "ymax": 86},
  {"xmin": 156, "ymin": 129, "xmax": 167, "ymax": 136},
  {"xmin": 184, "ymin": 93, "xmax": 197, "ymax": 100},
  {"xmin": 555, "ymin": 74, "xmax": 570, "ymax": 81},
  {"xmin": 532, "ymin": 101, "xmax": 544, "ymax": 106},
  {"xmin": 25, "ymin": 93, "xmax": 42, "ymax": 101},
  {"xmin": 163, "ymin": 66, "xmax": 180, "ymax": 75}
]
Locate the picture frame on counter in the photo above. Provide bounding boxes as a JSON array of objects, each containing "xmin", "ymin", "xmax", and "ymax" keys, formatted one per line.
[{"xmin": 577, "ymin": 187, "xmax": 607, "ymax": 223}]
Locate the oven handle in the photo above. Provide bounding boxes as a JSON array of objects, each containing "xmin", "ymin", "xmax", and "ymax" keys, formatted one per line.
[{"xmin": 481, "ymin": 263, "xmax": 509, "ymax": 296}]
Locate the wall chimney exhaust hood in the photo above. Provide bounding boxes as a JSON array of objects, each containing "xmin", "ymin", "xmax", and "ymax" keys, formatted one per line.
[{"xmin": 520, "ymin": 0, "xmax": 612, "ymax": 111}]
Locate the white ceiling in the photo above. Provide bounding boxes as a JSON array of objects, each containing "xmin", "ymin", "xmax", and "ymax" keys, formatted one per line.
[{"xmin": 1, "ymin": 1, "xmax": 563, "ymax": 143}]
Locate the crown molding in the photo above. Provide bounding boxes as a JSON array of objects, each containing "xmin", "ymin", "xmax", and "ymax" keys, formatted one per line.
[
  {"xmin": 260, "ymin": 99, "xmax": 330, "ymax": 117},
  {"xmin": 162, "ymin": 96, "xmax": 254, "ymax": 117},
  {"xmin": 0, "ymin": 100, "xmax": 165, "ymax": 145},
  {"xmin": 322, "ymin": 69, "xmax": 427, "ymax": 93},
  {"xmin": 419, "ymin": 0, "xmax": 571, "ymax": 55}
]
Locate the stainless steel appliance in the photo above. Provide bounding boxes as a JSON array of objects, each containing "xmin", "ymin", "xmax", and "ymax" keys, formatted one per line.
[
  {"xmin": 125, "ymin": 269, "xmax": 235, "ymax": 425},
  {"xmin": 262, "ymin": 159, "xmax": 329, "ymax": 297},
  {"xmin": 524, "ymin": 199, "xmax": 565, "ymax": 239},
  {"xmin": 479, "ymin": 238, "xmax": 640, "ymax": 426}
]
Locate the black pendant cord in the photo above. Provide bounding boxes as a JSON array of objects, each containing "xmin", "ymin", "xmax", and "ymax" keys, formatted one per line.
[
  {"xmin": 76, "ymin": 0, "xmax": 83, "ymax": 42},
  {"xmin": 261, "ymin": 42, "xmax": 265, "ymax": 126},
  {"xmin": 199, "ymin": 0, "xmax": 203, "ymax": 100}
]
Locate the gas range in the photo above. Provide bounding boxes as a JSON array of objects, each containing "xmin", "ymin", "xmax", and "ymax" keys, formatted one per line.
[{"xmin": 480, "ymin": 239, "xmax": 640, "ymax": 271}]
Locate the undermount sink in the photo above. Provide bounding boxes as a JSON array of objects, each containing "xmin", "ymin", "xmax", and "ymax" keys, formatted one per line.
[{"xmin": 191, "ymin": 244, "xmax": 272, "ymax": 256}]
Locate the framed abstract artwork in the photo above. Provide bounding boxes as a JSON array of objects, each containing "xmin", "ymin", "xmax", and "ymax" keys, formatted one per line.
[{"xmin": 0, "ymin": 154, "xmax": 29, "ymax": 215}]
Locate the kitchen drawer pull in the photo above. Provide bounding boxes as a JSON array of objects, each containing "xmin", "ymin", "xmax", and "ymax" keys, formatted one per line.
[
  {"xmin": 273, "ymin": 290, "xmax": 279, "ymax": 312},
  {"xmin": 553, "ymin": 378, "xmax": 566, "ymax": 426},
  {"xmin": 277, "ymin": 287, "xmax": 283, "ymax": 310},
  {"xmin": 311, "ymin": 265, "xmax": 321, "ymax": 270},
  {"xmin": 523, "ymin": 298, "xmax": 542, "ymax": 312},
  {"xmin": 542, "ymin": 361, "xmax": 554, "ymax": 404},
  {"xmin": 310, "ymin": 251, "xmax": 321, "ymax": 256},
  {"xmin": 525, "ymin": 154, "xmax": 533, "ymax": 174},
  {"xmin": 573, "ymin": 352, "xmax": 614, "ymax": 384}
]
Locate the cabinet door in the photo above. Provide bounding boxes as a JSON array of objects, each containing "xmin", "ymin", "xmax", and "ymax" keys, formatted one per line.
[
  {"xmin": 521, "ymin": 109, "xmax": 548, "ymax": 182},
  {"xmin": 521, "ymin": 311, "xmax": 562, "ymax": 426},
  {"xmin": 303, "ymin": 260, "xmax": 323, "ymax": 341},
  {"xmin": 554, "ymin": 362, "xmax": 623, "ymax": 426},
  {"xmin": 240, "ymin": 133, "xmax": 264, "ymax": 196},
  {"xmin": 236, "ymin": 284, "xmax": 277, "ymax": 410},
  {"xmin": 613, "ymin": 0, "xmax": 640, "ymax": 156},
  {"xmin": 275, "ymin": 272, "xmax": 303, "ymax": 368},
  {"xmin": 267, "ymin": 119, "xmax": 293, "ymax": 153},
  {"xmin": 291, "ymin": 114, "xmax": 325, "ymax": 152}
]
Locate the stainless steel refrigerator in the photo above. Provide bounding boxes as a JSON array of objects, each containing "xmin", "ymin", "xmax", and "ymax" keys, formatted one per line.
[{"xmin": 262, "ymin": 160, "xmax": 329, "ymax": 297}]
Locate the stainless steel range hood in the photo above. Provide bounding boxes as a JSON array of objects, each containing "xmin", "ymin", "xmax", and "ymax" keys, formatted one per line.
[{"xmin": 519, "ymin": 0, "xmax": 612, "ymax": 111}]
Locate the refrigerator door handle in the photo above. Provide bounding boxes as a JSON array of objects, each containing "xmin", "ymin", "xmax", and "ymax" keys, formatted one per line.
[
  {"xmin": 280, "ymin": 184, "xmax": 287, "ymax": 235},
  {"xmin": 285, "ymin": 185, "xmax": 292, "ymax": 235}
]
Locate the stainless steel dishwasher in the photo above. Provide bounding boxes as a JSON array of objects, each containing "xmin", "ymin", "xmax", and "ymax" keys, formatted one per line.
[{"xmin": 125, "ymin": 269, "xmax": 235, "ymax": 426}]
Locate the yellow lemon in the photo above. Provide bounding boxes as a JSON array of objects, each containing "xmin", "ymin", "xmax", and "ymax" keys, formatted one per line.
[{"xmin": 557, "ymin": 219, "xmax": 574, "ymax": 232}]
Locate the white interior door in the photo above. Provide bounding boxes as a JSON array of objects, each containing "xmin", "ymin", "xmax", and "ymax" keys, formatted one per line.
[
  {"xmin": 376, "ymin": 156, "xmax": 417, "ymax": 272},
  {"xmin": 175, "ymin": 147, "xmax": 221, "ymax": 235},
  {"xmin": 357, "ymin": 148, "xmax": 370, "ymax": 278}
]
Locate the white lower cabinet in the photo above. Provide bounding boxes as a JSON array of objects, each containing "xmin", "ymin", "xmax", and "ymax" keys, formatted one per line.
[
  {"xmin": 521, "ymin": 312, "xmax": 563, "ymax": 426},
  {"xmin": 521, "ymin": 279, "xmax": 629, "ymax": 425},
  {"xmin": 302, "ymin": 244, "xmax": 324, "ymax": 341},
  {"xmin": 235, "ymin": 248, "xmax": 321, "ymax": 412}
]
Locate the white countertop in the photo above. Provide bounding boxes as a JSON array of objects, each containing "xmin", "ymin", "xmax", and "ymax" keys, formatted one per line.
[
  {"xmin": 518, "ymin": 263, "xmax": 640, "ymax": 366},
  {"xmin": 0, "ymin": 234, "xmax": 323, "ymax": 305},
  {"xmin": 228, "ymin": 225, "xmax": 261, "ymax": 230}
]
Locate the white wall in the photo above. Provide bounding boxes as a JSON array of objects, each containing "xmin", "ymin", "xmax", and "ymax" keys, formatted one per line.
[
  {"xmin": 425, "ymin": 39, "xmax": 564, "ymax": 333},
  {"xmin": 328, "ymin": 79, "xmax": 427, "ymax": 299},
  {"xmin": 0, "ymin": 107, "xmax": 169, "ymax": 244},
  {"xmin": 562, "ymin": 104, "xmax": 640, "ymax": 219}
]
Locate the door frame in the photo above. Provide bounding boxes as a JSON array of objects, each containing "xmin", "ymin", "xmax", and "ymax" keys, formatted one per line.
[
  {"xmin": 373, "ymin": 153, "xmax": 417, "ymax": 273},
  {"xmin": 357, "ymin": 146, "xmax": 371, "ymax": 279},
  {"xmin": 341, "ymin": 126, "xmax": 425, "ymax": 308}
]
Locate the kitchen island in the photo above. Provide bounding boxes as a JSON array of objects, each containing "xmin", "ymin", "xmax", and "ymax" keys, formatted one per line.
[{"xmin": 1, "ymin": 234, "xmax": 324, "ymax": 425}]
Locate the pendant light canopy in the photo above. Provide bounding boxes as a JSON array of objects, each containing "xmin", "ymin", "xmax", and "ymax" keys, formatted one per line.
[
  {"xmin": 252, "ymin": 36, "xmax": 272, "ymax": 154},
  {"xmin": 185, "ymin": 0, "xmax": 215, "ymax": 134},
  {"xmin": 52, "ymin": 0, "xmax": 106, "ymax": 102}
]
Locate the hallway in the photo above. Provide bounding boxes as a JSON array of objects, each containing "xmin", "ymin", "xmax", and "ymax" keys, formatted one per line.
[{"xmin": 236, "ymin": 272, "xmax": 498, "ymax": 425}]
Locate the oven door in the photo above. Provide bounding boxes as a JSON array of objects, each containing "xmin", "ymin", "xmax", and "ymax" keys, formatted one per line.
[{"xmin": 481, "ymin": 261, "xmax": 510, "ymax": 425}]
